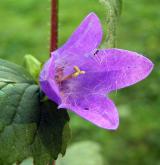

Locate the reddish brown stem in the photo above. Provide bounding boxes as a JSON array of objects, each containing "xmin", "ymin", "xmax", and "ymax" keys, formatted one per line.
[
  {"xmin": 50, "ymin": 0, "xmax": 58, "ymax": 164},
  {"xmin": 50, "ymin": 0, "xmax": 58, "ymax": 54}
]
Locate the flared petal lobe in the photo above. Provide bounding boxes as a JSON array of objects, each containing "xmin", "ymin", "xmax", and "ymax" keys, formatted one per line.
[
  {"xmin": 59, "ymin": 95, "xmax": 119, "ymax": 130},
  {"xmin": 89, "ymin": 49, "xmax": 154, "ymax": 92},
  {"xmin": 55, "ymin": 12, "xmax": 103, "ymax": 56},
  {"xmin": 52, "ymin": 12, "xmax": 103, "ymax": 74},
  {"xmin": 39, "ymin": 57, "xmax": 61, "ymax": 104},
  {"xmin": 61, "ymin": 49, "xmax": 153, "ymax": 98}
]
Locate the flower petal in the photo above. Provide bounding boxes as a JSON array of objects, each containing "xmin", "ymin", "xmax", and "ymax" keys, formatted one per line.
[
  {"xmin": 59, "ymin": 95, "xmax": 119, "ymax": 130},
  {"xmin": 55, "ymin": 12, "xmax": 102, "ymax": 56},
  {"xmin": 52, "ymin": 12, "xmax": 103, "ymax": 73},
  {"xmin": 62, "ymin": 48, "xmax": 153, "ymax": 96},
  {"xmin": 89, "ymin": 48, "xmax": 154, "ymax": 92},
  {"xmin": 39, "ymin": 57, "xmax": 61, "ymax": 104}
]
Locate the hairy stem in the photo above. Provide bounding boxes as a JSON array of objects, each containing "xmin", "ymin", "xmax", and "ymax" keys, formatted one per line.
[
  {"xmin": 50, "ymin": 0, "xmax": 58, "ymax": 165},
  {"xmin": 50, "ymin": 0, "xmax": 58, "ymax": 53}
]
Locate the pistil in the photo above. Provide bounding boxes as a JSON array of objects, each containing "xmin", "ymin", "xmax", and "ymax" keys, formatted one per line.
[{"xmin": 61, "ymin": 66, "xmax": 85, "ymax": 81}]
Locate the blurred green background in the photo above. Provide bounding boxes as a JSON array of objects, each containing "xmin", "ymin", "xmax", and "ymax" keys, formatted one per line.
[{"xmin": 0, "ymin": 0, "xmax": 160, "ymax": 164}]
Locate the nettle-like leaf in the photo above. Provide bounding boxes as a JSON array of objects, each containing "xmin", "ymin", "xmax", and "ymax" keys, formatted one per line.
[
  {"xmin": 0, "ymin": 59, "xmax": 71, "ymax": 165},
  {"xmin": 99, "ymin": 0, "xmax": 122, "ymax": 47}
]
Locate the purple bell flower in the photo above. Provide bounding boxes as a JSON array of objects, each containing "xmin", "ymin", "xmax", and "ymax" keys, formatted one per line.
[{"xmin": 39, "ymin": 13, "xmax": 153, "ymax": 130}]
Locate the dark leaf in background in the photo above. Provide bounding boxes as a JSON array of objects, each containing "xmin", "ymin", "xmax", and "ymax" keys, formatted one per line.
[
  {"xmin": 32, "ymin": 100, "xmax": 71, "ymax": 165},
  {"xmin": 0, "ymin": 59, "xmax": 71, "ymax": 165}
]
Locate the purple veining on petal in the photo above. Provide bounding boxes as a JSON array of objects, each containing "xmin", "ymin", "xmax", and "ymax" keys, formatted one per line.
[{"xmin": 39, "ymin": 12, "xmax": 154, "ymax": 130}]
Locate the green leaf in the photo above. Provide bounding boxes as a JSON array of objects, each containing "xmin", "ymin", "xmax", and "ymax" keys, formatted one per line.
[
  {"xmin": 0, "ymin": 83, "xmax": 40, "ymax": 165},
  {"xmin": 23, "ymin": 55, "xmax": 42, "ymax": 82},
  {"xmin": 0, "ymin": 59, "xmax": 71, "ymax": 165},
  {"xmin": 99, "ymin": 0, "xmax": 122, "ymax": 48},
  {"xmin": 0, "ymin": 59, "xmax": 33, "ymax": 83}
]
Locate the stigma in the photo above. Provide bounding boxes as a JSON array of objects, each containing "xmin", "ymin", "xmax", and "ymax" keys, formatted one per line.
[
  {"xmin": 72, "ymin": 66, "xmax": 85, "ymax": 77},
  {"xmin": 59, "ymin": 66, "xmax": 85, "ymax": 82}
]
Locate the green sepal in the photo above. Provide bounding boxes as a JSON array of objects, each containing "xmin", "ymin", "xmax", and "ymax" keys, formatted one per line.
[{"xmin": 23, "ymin": 55, "xmax": 42, "ymax": 82}]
